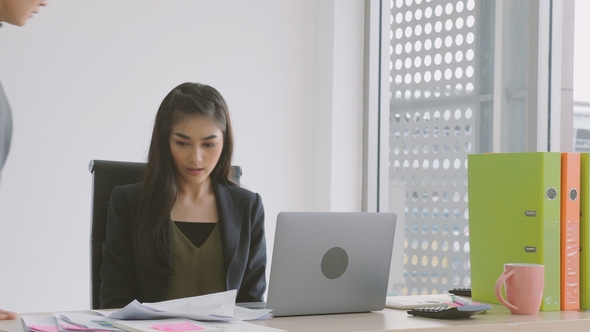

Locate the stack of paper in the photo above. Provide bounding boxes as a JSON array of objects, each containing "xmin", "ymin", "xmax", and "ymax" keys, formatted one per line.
[
  {"xmin": 103, "ymin": 290, "xmax": 272, "ymax": 322},
  {"xmin": 22, "ymin": 314, "xmax": 122, "ymax": 332},
  {"xmin": 22, "ymin": 314, "xmax": 284, "ymax": 332},
  {"xmin": 23, "ymin": 291, "xmax": 276, "ymax": 332},
  {"xmin": 21, "ymin": 316, "xmax": 59, "ymax": 332}
]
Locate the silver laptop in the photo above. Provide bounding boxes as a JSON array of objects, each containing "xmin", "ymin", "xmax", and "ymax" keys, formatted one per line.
[{"xmin": 264, "ymin": 211, "xmax": 397, "ymax": 316}]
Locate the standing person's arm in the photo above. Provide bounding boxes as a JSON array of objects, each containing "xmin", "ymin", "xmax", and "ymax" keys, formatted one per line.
[
  {"xmin": 0, "ymin": 309, "xmax": 16, "ymax": 320},
  {"xmin": 0, "ymin": 0, "xmax": 47, "ymax": 319}
]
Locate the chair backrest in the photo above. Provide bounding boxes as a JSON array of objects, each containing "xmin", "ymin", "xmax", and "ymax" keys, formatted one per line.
[{"xmin": 88, "ymin": 159, "xmax": 242, "ymax": 309}]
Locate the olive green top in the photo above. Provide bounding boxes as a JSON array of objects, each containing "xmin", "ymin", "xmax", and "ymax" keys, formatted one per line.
[{"xmin": 165, "ymin": 222, "xmax": 227, "ymax": 300}]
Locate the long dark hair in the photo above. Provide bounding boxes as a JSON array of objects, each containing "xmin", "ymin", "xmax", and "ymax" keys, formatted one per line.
[{"xmin": 134, "ymin": 82, "xmax": 236, "ymax": 275}]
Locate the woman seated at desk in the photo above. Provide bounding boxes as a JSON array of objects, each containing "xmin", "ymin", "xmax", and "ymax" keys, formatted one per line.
[{"xmin": 99, "ymin": 82, "xmax": 266, "ymax": 309}]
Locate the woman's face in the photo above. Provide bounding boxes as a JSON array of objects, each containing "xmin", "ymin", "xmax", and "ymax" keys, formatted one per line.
[
  {"xmin": 169, "ymin": 115, "xmax": 224, "ymax": 186},
  {"xmin": 0, "ymin": 0, "xmax": 47, "ymax": 26}
]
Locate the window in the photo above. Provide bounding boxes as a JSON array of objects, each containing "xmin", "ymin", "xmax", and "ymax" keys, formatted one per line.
[
  {"xmin": 573, "ymin": 0, "xmax": 590, "ymax": 150},
  {"xmin": 383, "ymin": 0, "xmax": 562, "ymax": 295}
]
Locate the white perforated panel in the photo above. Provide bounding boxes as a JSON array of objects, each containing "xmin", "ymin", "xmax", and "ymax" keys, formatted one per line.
[{"xmin": 389, "ymin": 0, "xmax": 477, "ymax": 295}]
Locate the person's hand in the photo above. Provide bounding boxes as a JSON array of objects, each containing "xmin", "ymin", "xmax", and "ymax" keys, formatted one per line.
[{"xmin": 0, "ymin": 309, "xmax": 17, "ymax": 320}]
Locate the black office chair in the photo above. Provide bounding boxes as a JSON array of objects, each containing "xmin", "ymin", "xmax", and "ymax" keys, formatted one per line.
[{"xmin": 88, "ymin": 159, "xmax": 242, "ymax": 309}]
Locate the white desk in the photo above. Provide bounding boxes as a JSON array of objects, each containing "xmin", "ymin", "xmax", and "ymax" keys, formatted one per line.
[
  {"xmin": 3, "ymin": 304, "xmax": 590, "ymax": 332},
  {"xmin": 253, "ymin": 304, "xmax": 590, "ymax": 332}
]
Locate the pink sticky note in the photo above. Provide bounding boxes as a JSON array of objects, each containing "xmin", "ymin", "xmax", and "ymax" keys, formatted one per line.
[
  {"xmin": 151, "ymin": 321, "xmax": 205, "ymax": 331},
  {"xmin": 29, "ymin": 325, "xmax": 60, "ymax": 332}
]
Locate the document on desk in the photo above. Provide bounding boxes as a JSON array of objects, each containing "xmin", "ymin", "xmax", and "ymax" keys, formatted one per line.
[
  {"xmin": 22, "ymin": 314, "xmax": 122, "ymax": 332},
  {"xmin": 54, "ymin": 312, "xmax": 123, "ymax": 331},
  {"xmin": 105, "ymin": 290, "xmax": 272, "ymax": 322},
  {"xmin": 21, "ymin": 316, "xmax": 58, "ymax": 332}
]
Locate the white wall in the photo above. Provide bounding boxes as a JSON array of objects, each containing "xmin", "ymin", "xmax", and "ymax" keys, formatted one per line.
[
  {"xmin": 313, "ymin": 1, "xmax": 365, "ymax": 212},
  {"xmin": 0, "ymin": 0, "xmax": 365, "ymax": 313}
]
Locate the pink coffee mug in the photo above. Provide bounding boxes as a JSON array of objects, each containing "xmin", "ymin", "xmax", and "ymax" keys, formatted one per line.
[{"xmin": 494, "ymin": 263, "xmax": 544, "ymax": 315}]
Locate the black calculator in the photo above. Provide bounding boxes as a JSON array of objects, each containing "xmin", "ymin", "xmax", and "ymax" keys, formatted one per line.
[
  {"xmin": 448, "ymin": 287, "xmax": 471, "ymax": 297},
  {"xmin": 407, "ymin": 304, "xmax": 491, "ymax": 319}
]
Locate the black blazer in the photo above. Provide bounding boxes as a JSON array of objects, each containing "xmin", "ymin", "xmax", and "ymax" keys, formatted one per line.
[{"xmin": 99, "ymin": 181, "xmax": 266, "ymax": 309}]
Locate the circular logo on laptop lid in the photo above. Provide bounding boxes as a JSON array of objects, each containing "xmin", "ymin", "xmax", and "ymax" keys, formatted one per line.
[{"xmin": 321, "ymin": 247, "xmax": 349, "ymax": 279}]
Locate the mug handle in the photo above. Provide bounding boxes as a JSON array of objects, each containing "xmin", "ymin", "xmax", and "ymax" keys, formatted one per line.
[{"xmin": 494, "ymin": 269, "xmax": 518, "ymax": 312}]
